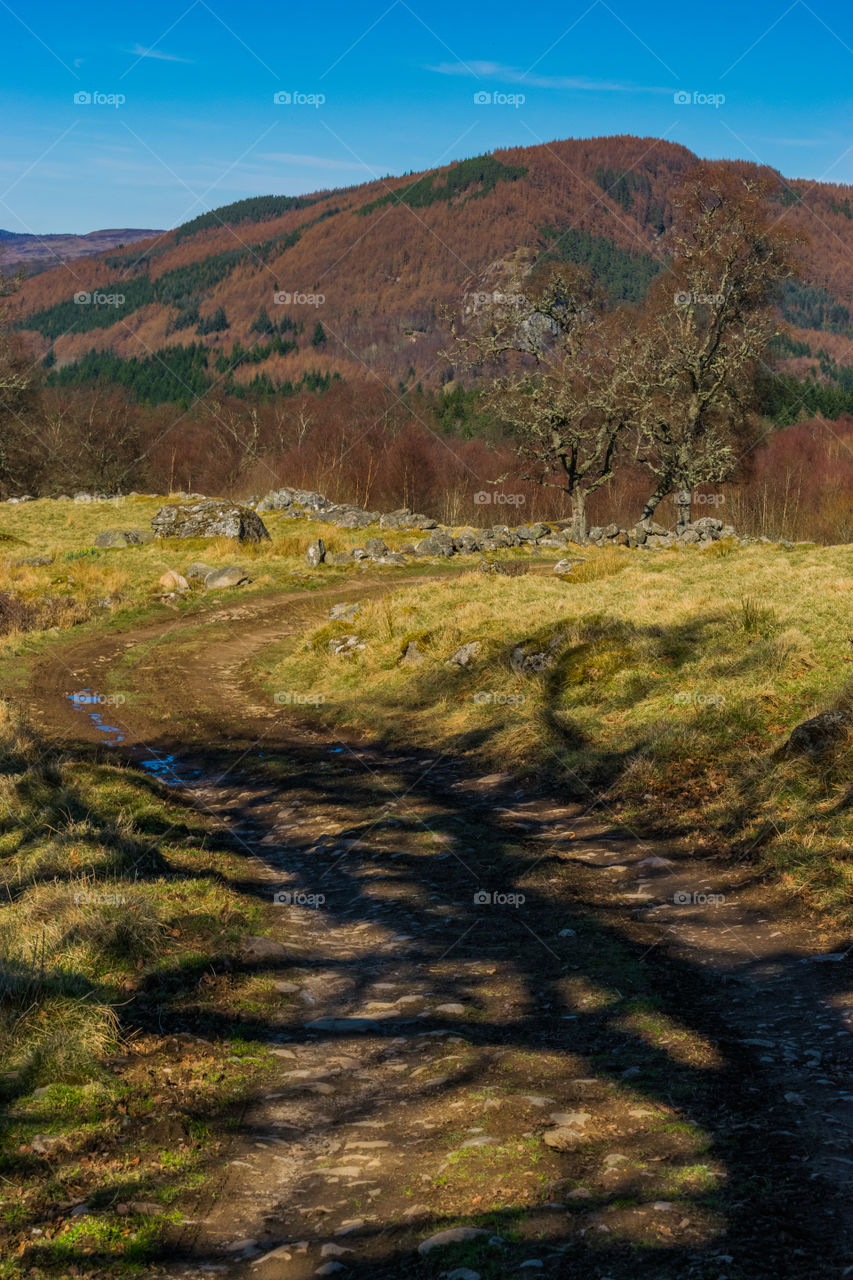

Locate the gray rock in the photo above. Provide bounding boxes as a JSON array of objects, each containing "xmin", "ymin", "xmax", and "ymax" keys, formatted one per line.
[
  {"xmin": 329, "ymin": 602, "xmax": 362, "ymax": 621},
  {"xmin": 543, "ymin": 1127, "xmax": 584, "ymax": 1150},
  {"xmin": 418, "ymin": 1227, "xmax": 490, "ymax": 1255},
  {"xmin": 204, "ymin": 565, "xmax": 248, "ymax": 589},
  {"xmin": 678, "ymin": 527, "xmax": 701, "ymax": 543},
  {"xmin": 328, "ymin": 552, "xmax": 352, "ymax": 566},
  {"xmin": 329, "ymin": 635, "xmax": 365, "ymax": 657},
  {"xmin": 152, "ymin": 501, "xmax": 270, "ymax": 543},
  {"xmin": 364, "ymin": 537, "xmax": 388, "ymax": 558},
  {"xmin": 401, "ymin": 640, "xmax": 425, "ymax": 666},
  {"xmin": 511, "ymin": 633, "xmax": 564, "ymax": 675},
  {"xmin": 351, "ymin": 548, "xmax": 368, "ymax": 561},
  {"xmin": 553, "ymin": 557, "xmax": 586, "ymax": 575},
  {"xmin": 446, "ymin": 642, "xmax": 482, "ymax": 667},
  {"xmin": 185, "ymin": 562, "xmax": 216, "ymax": 580},
  {"xmin": 453, "ymin": 533, "xmax": 483, "ymax": 554},
  {"xmin": 375, "ymin": 552, "xmax": 407, "ymax": 565},
  {"xmin": 306, "ymin": 539, "xmax": 326, "ymax": 568},
  {"xmin": 415, "ymin": 531, "xmax": 455, "ymax": 557},
  {"xmin": 517, "ymin": 522, "xmax": 549, "ymax": 541},
  {"xmin": 14, "ymin": 554, "xmax": 53, "ymax": 567},
  {"xmin": 241, "ymin": 936, "xmax": 289, "ymax": 961},
  {"xmin": 786, "ymin": 709, "xmax": 851, "ymax": 758},
  {"xmin": 379, "ymin": 508, "xmax": 438, "ymax": 531}
]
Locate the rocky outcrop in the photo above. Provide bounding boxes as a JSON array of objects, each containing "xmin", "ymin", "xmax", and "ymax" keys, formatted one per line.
[
  {"xmin": 152, "ymin": 501, "xmax": 270, "ymax": 543},
  {"xmin": 785, "ymin": 709, "xmax": 851, "ymax": 758}
]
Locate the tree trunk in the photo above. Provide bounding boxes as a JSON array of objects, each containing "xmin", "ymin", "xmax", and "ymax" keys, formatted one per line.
[
  {"xmin": 570, "ymin": 489, "xmax": 587, "ymax": 542},
  {"xmin": 674, "ymin": 483, "xmax": 692, "ymax": 529},
  {"xmin": 640, "ymin": 484, "xmax": 669, "ymax": 529}
]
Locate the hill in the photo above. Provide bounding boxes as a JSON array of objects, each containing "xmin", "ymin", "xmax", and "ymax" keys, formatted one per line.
[
  {"xmin": 0, "ymin": 226, "xmax": 164, "ymax": 276},
  {"xmin": 12, "ymin": 135, "xmax": 853, "ymax": 399}
]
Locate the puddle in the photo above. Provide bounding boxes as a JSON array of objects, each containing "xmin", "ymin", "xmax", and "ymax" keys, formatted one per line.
[
  {"xmin": 66, "ymin": 691, "xmax": 200, "ymax": 788},
  {"xmin": 67, "ymin": 690, "xmax": 125, "ymax": 744}
]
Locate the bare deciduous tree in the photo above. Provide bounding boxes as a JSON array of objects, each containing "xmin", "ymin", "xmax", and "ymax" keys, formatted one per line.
[
  {"xmin": 452, "ymin": 265, "xmax": 633, "ymax": 539},
  {"xmin": 629, "ymin": 165, "xmax": 802, "ymax": 527}
]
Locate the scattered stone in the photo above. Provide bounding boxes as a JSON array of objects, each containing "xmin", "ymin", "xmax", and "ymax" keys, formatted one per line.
[
  {"xmin": 418, "ymin": 1227, "xmax": 490, "ymax": 1255},
  {"xmin": 152, "ymin": 500, "xmax": 270, "ymax": 543},
  {"xmin": 241, "ymin": 936, "xmax": 289, "ymax": 961},
  {"xmin": 329, "ymin": 602, "xmax": 362, "ymax": 621},
  {"xmin": 786, "ymin": 709, "xmax": 851, "ymax": 758},
  {"xmin": 158, "ymin": 570, "xmax": 188, "ymax": 591},
  {"xmin": 204, "ymin": 564, "xmax": 249, "ymax": 589},
  {"xmin": 185, "ymin": 562, "xmax": 216, "ymax": 580},
  {"xmin": 553, "ymin": 557, "xmax": 586, "ymax": 575},
  {"xmin": 401, "ymin": 640, "xmax": 425, "ymax": 666},
  {"xmin": 306, "ymin": 539, "xmax": 326, "ymax": 568},
  {"xmin": 543, "ymin": 1127, "xmax": 584, "ymax": 1150},
  {"xmin": 445, "ymin": 642, "xmax": 482, "ymax": 668},
  {"xmin": 328, "ymin": 635, "xmax": 365, "ymax": 657},
  {"xmin": 364, "ymin": 537, "xmax": 388, "ymax": 558},
  {"xmin": 435, "ymin": 1003, "xmax": 465, "ymax": 1015}
]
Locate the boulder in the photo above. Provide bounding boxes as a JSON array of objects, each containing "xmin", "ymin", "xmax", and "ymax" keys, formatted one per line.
[
  {"xmin": 329, "ymin": 506, "xmax": 380, "ymax": 529},
  {"xmin": 786, "ymin": 710, "xmax": 851, "ymax": 758},
  {"xmin": 415, "ymin": 531, "xmax": 455, "ymax": 558},
  {"xmin": 364, "ymin": 537, "xmax": 388, "ymax": 558},
  {"xmin": 678, "ymin": 528, "xmax": 701, "ymax": 544},
  {"xmin": 375, "ymin": 552, "xmax": 407, "ymax": 565},
  {"xmin": 306, "ymin": 539, "xmax": 326, "ymax": 568},
  {"xmin": 517, "ymin": 522, "xmax": 550, "ymax": 541},
  {"xmin": 185, "ymin": 562, "xmax": 216, "ymax": 580},
  {"xmin": 159, "ymin": 570, "xmax": 188, "ymax": 592},
  {"xmin": 152, "ymin": 501, "xmax": 270, "ymax": 543},
  {"xmin": 553, "ymin": 557, "xmax": 586, "ymax": 575},
  {"xmin": 204, "ymin": 565, "xmax": 249, "ymax": 589},
  {"xmin": 691, "ymin": 516, "xmax": 724, "ymax": 535},
  {"xmin": 453, "ymin": 533, "xmax": 483, "ymax": 555},
  {"xmin": 511, "ymin": 633, "xmax": 564, "ymax": 675},
  {"xmin": 327, "ymin": 551, "xmax": 352, "ymax": 566},
  {"xmin": 379, "ymin": 508, "xmax": 438, "ymax": 531},
  {"xmin": 329, "ymin": 634, "xmax": 365, "ymax": 657},
  {"xmin": 401, "ymin": 640, "xmax": 425, "ymax": 665},
  {"xmin": 600, "ymin": 523, "xmax": 620, "ymax": 540},
  {"xmin": 446, "ymin": 642, "xmax": 482, "ymax": 668},
  {"xmin": 329, "ymin": 602, "xmax": 362, "ymax": 621}
]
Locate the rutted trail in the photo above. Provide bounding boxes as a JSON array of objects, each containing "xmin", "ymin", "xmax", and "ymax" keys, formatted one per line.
[{"xmin": 19, "ymin": 583, "xmax": 853, "ymax": 1279}]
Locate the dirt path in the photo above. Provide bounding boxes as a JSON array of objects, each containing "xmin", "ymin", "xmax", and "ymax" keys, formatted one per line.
[{"xmin": 18, "ymin": 583, "xmax": 853, "ymax": 1279}]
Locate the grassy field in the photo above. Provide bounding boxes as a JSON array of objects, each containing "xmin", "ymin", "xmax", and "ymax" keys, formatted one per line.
[{"xmin": 260, "ymin": 539, "xmax": 853, "ymax": 918}]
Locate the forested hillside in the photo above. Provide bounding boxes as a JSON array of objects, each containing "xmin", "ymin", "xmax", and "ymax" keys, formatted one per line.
[{"xmin": 12, "ymin": 135, "xmax": 853, "ymax": 405}]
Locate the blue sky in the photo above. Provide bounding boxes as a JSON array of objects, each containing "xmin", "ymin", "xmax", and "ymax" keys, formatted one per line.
[{"xmin": 1, "ymin": 0, "xmax": 851, "ymax": 233}]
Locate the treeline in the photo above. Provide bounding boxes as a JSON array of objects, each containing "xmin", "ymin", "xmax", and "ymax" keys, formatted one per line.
[
  {"xmin": 359, "ymin": 154, "xmax": 527, "ymax": 216},
  {"xmin": 538, "ymin": 225, "xmax": 661, "ymax": 301},
  {"xmin": 5, "ymin": 380, "xmax": 851, "ymax": 543}
]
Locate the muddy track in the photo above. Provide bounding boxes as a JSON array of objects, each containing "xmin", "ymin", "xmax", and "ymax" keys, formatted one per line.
[{"xmin": 17, "ymin": 579, "xmax": 853, "ymax": 1279}]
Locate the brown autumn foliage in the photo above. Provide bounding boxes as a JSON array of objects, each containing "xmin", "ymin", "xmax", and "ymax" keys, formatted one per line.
[{"xmin": 9, "ymin": 135, "xmax": 853, "ymax": 383}]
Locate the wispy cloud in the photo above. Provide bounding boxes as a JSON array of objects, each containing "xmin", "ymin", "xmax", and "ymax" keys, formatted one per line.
[
  {"xmin": 257, "ymin": 152, "xmax": 378, "ymax": 171},
  {"xmin": 428, "ymin": 60, "xmax": 671, "ymax": 93},
  {"xmin": 128, "ymin": 43, "xmax": 192, "ymax": 64}
]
